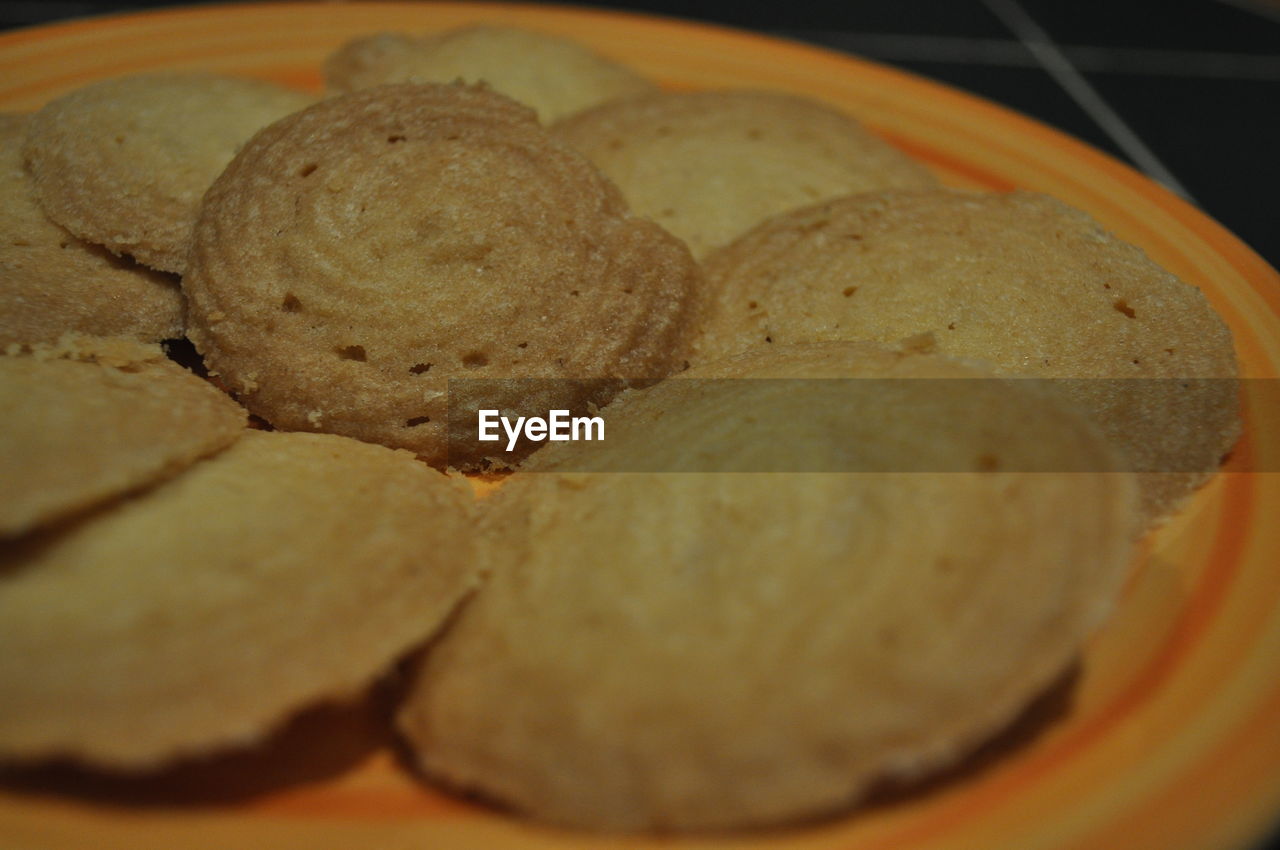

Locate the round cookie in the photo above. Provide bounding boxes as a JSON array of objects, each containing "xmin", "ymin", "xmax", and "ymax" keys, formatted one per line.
[
  {"xmin": 0, "ymin": 114, "xmax": 182, "ymax": 347},
  {"xmin": 0, "ymin": 429, "xmax": 478, "ymax": 769},
  {"xmin": 695, "ymin": 190, "xmax": 1240, "ymax": 522},
  {"xmin": 185, "ymin": 83, "xmax": 705, "ymax": 470},
  {"xmin": 0, "ymin": 335, "xmax": 246, "ymax": 538},
  {"xmin": 324, "ymin": 25, "xmax": 654, "ymax": 123},
  {"xmin": 552, "ymin": 89, "xmax": 938, "ymax": 258},
  {"xmin": 397, "ymin": 342, "xmax": 1140, "ymax": 832},
  {"xmin": 23, "ymin": 73, "xmax": 314, "ymax": 273}
]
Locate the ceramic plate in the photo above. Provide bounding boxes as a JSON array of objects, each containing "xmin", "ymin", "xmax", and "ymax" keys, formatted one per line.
[{"xmin": 2, "ymin": 3, "xmax": 1278, "ymax": 848}]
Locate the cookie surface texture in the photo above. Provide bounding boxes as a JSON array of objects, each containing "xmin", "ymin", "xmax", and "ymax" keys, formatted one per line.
[
  {"xmin": 397, "ymin": 342, "xmax": 1140, "ymax": 831},
  {"xmin": 0, "ymin": 430, "xmax": 478, "ymax": 768},
  {"xmin": 185, "ymin": 83, "xmax": 705, "ymax": 470},
  {"xmin": 0, "ymin": 336, "xmax": 246, "ymax": 538},
  {"xmin": 0, "ymin": 114, "xmax": 182, "ymax": 346},
  {"xmin": 552, "ymin": 89, "xmax": 938, "ymax": 258},
  {"xmin": 695, "ymin": 190, "xmax": 1240, "ymax": 521},
  {"xmin": 22, "ymin": 73, "xmax": 313, "ymax": 273},
  {"xmin": 324, "ymin": 25, "xmax": 653, "ymax": 123}
]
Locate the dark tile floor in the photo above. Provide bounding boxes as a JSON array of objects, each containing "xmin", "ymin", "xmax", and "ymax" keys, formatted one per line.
[
  {"xmin": 619, "ymin": 0, "xmax": 1280, "ymax": 272},
  {"xmin": 1, "ymin": 0, "xmax": 1278, "ymax": 846},
  {"xmin": 782, "ymin": 0, "xmax": 1280, "ymax": 270}
]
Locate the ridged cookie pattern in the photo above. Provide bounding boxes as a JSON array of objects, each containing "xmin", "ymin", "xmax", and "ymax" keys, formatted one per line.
[
  {"xmin": 694, "ymin": 190, "xmax": 1240, "ymax": 521},
  {"xmin": 553, "ymin": 89, "xmax": 939, "ymax": 258},
  {"xmin": 0, "ymin": 335, "xmax": 246, "ymax": 538},
  {"xmin": 0, "ymin": 430, "xmax": 478, "ymax": 768},
  {"xmin": 398, "ymin": 342, "xmax": 1140, "ymax": 831},
  {"xmin": 324, "ymin": 25, "xmax": 654, "ymax": 123},
  {"xmin": 185, "ymin": 83, "xmax": 706, "ymax": 469},
  {"xmin": 23, "ymin": 73, "xmax": 314, "ymax": 273},
  {"xmin": 0, "ymin": 114, "xmax": 183, "ymax": 346}
]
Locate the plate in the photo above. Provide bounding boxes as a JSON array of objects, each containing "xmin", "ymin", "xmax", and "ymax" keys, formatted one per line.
[{"xmin": 2, "ymin": 3, "xmax": 1279, "ymax": 848}]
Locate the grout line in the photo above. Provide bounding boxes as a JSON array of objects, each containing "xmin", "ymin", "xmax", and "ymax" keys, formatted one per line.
[
  {"xmin": 980, "ymin": 0, "xmax": 1197, "ymax": 201},
  {"xmin": 1064, "ymin": 44, "xmax": 1280, "ymax": 80},
  {"xmin": 784, "ymin": 31, "xmax": 1280, "ymax": 80}
]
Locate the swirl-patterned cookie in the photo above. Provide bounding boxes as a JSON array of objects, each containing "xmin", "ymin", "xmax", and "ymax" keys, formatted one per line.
[
  {"xmin": 552, "ymin": 89, "xmax": 938, "ymax": 258},
  {"xmin": 0, "ymin": 335, "xmax": 246, "ymax": 538},
  {"xmin": 23, "ymin": 73, "xmax": 313, "ymax": 273},
  {"xmin": 0, "ymin": 430, "xmax": 477, "ymax": 768},
  {"xmin": 0, "ymin": 114, "xmax": 182, "ymax": 346},
  {"xmin": 185, "ymin": 83, "xmax": 705, "ymax": 470},
  {"xmin": 397, "ymin": 342, "xmax": 1139, "ymax": 831},
  {"xmin": 324, "ymin": 25, "xmax": 653, "ymax": 123},
  {"xmin": 695, "ymin": 190, "xmax": 1240, "ymax": 521}
]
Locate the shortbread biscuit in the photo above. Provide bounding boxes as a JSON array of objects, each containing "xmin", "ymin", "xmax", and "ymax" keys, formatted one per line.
[
  {"xmin": 0, "ymin": 335, "xmax": 246, "ymax": 538},
  {"xmin": 695, "ymin": 190, "xmax": 1239, "ymax": 521},
  {"xmin": 23, "ymin": 73, "xmax": 313, "ymax": 273},
  {"xmin": 185, "ymin": 83, "xmax": 705, "ymax": 470},
  {"xmin": 0, "ymin": 430, "xmax": 478, "ymax": 768},
  {"xmin": 552, "ymin": 89, "xmax": 938, "ymax": 258},
  {"xmin": 0, "ymin": 114, "xmax": 182, "ymax": 346},
  {"xmin": 398, "ymin": 342, "xmax": 1140, "ymax": 831},
  {"xmin": 324, "ymin": 25, "xmax": 653, "ymax": 123}
]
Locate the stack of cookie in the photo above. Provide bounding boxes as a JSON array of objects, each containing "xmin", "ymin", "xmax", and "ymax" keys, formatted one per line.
[
  {"xmin": 0, "ymin": 23, "xmax": 1240, "ymax": 834},
  {"xmin": 0, "ymin": 336, "xmax": 478, "ymax": 768}
]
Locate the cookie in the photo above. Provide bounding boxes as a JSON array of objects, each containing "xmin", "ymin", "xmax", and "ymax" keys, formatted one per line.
[
  {"xmin": 0, "ymin": 114, "xmax": 183, "ymax": 346},
  {"xmin": 185, "ymin": 83, "xmax": 705, "ymax": 470},
  {"xmin": 695, "ymin": 190, "xmax": 1240, "ymax": 521},
  {"xmin": 324, "ymin": 25, "xmax": 653, "ymax": 123},
  {"xmin": 552, "ymin": 89, "xmax": 938, "ymax": 258},
  {"xmin": 397, "ymin": 342, "xmax": 1140, "ymax": 831},
  {"xmin": 22, "ymin": 73, "xmax": 313, "ymax": 273},
  {"xmin": 0, "ymin": 429, "xmax": 478, "ymax": 768},
  {"xmin": 0, "ymin": 335, "xmax": 246, "ymax": 538}
]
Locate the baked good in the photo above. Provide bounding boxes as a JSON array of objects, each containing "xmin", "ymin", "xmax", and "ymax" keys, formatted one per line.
[
  {"xmin": 0, "ymin": 335, "xmax": 245, "ymax": 538},
  {"xmin": 552, "ymin": 89, "xmax": 938, "ymax": 258},
  {"xmin": 397, "ymin": 341, "xmax": 1140, "ymax": 831},
  {"xmin": 0, "ymin": 429, "xmax": 478, "ymax": 768},
  {"xmin": 694, "ymin": 190, "xmax": 1240, "ymax": 521},
  {"xmin": 324, "ymin": 25, "xmax": 653, "ymax": 123},
  {"xmin": 0, "ymin": 114, "xmax": 182, "ymax": 346},
  {"xmin": 22, "ymin": 73, "xmax": 313, "ymax": 273},
  {"xmin": 185, "ymin": 83, "xmax": 705, "ymax": 470}
]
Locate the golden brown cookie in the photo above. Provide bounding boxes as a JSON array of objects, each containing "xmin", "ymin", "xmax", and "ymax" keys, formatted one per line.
[
  {"xmin": 22, "ymin": 73, "xmax": 313, "ymax": 273},
  {"xmin": 695, "ymin": 190, "xmax": 1240, "ymax": 522},
  {"xmin": 0, "ymin": 429, "xmax": 478, "ymax": 769},
  {"xmin": 552, "ymin": 89, "xmax": 938, "ymax": 258},
  {"xmin": 185, "ymin": 83, "xmax": 705, "ymax": 470},
  {"xmin": 0, "ymin": 114, "xmax": 183, "ymax": 347},
  {"xmin": 324, "ymin": 25, "xmax": 654, "ymax": 123},
  {"xmin": 397, "ymin": 342, "xmax": 1140, "ymax": 831},
  {"xmin": 0, "ymin": 335, "xmax": 246, "ymax": 538}
]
